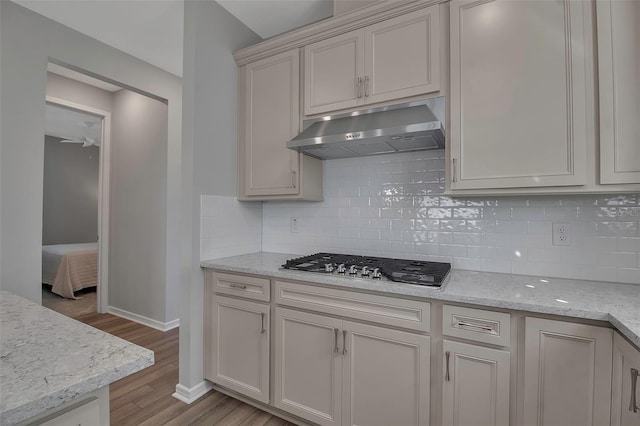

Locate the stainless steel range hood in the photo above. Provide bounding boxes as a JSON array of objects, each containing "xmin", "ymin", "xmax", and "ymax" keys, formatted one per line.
[{"xmin": 288, "ymin": 99, "xmax": 445, "ymax": 160}]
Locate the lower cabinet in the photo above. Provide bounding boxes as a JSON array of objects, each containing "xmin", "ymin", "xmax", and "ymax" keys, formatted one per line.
[
  {"xmin": 274, "ymin": 307, "xmax": 430, "ymax": 426},
  {"xmin": 204, "ymin": 295, "xmax": 270, "ymax": 403},
  {"xmin": 611, "ymin": 332, "xmax": 640, "ymax": 426},
  {"xmin": 523, "ymin": 317, "xmax": 613, "ymax": 426},
  {"xmin": 442, "ymin": 340, "xmax": 510, "ymax": 426}
]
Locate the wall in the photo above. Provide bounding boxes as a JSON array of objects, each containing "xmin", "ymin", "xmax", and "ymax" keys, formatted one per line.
[
  {"xmin": 42, "ymin": 136, "xmax": 99, "ymax": 245},
  {"xmin": 110, "ymin": 89, "xmax": 169, "ymax": 320},
  {"xmin": 262, "ymin": 151, "xmax": 640, "ymax": 285},
  {"xmin": 0, "ymin": 1, "xmax": 182, "ymax": 319},
  {"xmin": 179, "ymin": 0, "xmax": 261, "ymax": 397}
]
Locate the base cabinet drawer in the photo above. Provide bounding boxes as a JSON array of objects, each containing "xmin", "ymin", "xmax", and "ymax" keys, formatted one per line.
[
  {"xmin": 442, "ymin": 305, "xmax": 510, "ymax": 347},
  {"xmin": 442, "ymin": 340, "xmax": 510, "ymax": 426}
]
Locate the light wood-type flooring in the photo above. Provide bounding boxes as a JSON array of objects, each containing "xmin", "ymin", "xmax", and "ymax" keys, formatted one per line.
[{"xmin": 69, "ymin": 312, "xmax": 294, "ymax": 425}]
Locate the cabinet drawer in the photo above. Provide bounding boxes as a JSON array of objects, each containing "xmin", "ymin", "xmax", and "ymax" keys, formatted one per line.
[
  {"xmin": 275, "ymin": 280, "xmax": 430, "ymax": 332},
  {"xmin": 442, "ymin": 305, "xmax": 510, "ymax": 347},
  {"xmin": 212, "ymin": 272, "xmax": 270, "ymax": 302},
  {"xmin": 27, "ymin": 397, "xmax": 100, "ymax": 426}
]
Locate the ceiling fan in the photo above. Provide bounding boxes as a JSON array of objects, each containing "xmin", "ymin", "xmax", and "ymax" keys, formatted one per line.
[{"xmin": 59, "ymin": 136, "xmax": 100, "ymax": 147}]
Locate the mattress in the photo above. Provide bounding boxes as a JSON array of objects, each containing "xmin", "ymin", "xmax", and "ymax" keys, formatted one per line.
[{"xmin": 42, "ymin": 243, "xmax": 98, "ymax": 299}]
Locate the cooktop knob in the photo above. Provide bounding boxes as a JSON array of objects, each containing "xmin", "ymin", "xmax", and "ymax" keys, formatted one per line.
[
  {"xmin": 337, "ymin": 263, "xmax": 346, "ymax": 274},
  {"xmin": 324, "ymin": 263, "xmax": 335, "ymax": 273},
  {"xmin": 372, "ymin": 268, "xmax": 382, "ymax": 279},
  {"xmin": 348, "ymin": 265, "xmax": 358, "ymax": 275},
  {"xmin": 361, "ymin": 266, "xmax": 370, "ymax": 277}
]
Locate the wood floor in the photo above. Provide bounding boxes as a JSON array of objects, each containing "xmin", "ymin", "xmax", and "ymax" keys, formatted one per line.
[{"xmin": 75, "ymin": 312, "xmax": 294, "ymax": 426}]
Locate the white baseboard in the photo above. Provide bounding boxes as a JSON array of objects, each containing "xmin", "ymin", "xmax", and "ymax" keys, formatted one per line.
[
  {"xmin": 173, "ymin": 381, "xmax": 213, "ymax": 404},
  {"xmin": 107, "ymin": 306, "xmax": 179, "ymax": 331}
]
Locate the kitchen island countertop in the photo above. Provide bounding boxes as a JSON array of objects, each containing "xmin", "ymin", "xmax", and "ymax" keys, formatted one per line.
[
  {"xmin": 0, "ymin": 291, "xmax": 154, "ymax": 426},
  {"xmin": 202, "ymin": 252, "xmax": 640, "ymax": 348}
]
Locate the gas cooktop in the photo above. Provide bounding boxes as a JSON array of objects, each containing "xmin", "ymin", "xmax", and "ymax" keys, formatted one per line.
[{"xmin": 282, "ymin": 253, "xmax": 451, "ymax": 287}]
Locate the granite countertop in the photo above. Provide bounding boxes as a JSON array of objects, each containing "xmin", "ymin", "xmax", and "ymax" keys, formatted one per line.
[
  {"xmin": 202, "ymin": 252, "xmax": 640, "ymax": 348},
  {"xmin": 0, "ymin": 292, "xmax": 154, "ymax": 426}
]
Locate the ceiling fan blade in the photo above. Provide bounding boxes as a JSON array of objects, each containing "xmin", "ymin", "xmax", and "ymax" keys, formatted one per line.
[{"xmin": 60, "ymin": 139, "xmax": 82, "ymax": 144}]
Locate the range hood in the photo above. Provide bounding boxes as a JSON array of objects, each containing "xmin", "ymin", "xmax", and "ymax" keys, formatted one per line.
[{"xmin": 288, "ymin": 99, "xmax": 445, "ymax": 160}]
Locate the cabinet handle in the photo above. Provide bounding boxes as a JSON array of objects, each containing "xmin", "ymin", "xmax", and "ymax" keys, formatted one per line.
[
  {"xmin": 291, "ymin": 170, "xmax": 297, "ymax": 189},
  {"xmin": 342, "ymin": 330, "xmax": 347, "ymax": 356},
  {"xmin": 334, "ymin": 328, "xmax": 340, "ymax": 354},
  {"xmin": 455, "ymin": 320, "xmax": 498, "ymax": 335},
  {"xmin": 452, "ymin": 158, "xmax": 458, "ymax": 183},
  {"xmin": 260, "ymin": 313, "xmax": 266, "ymax": 334},
  {"xmin": 445, "ymin": 351, "xmax": 450, "ymax": 382},
  {"xmin": 356, "ymin": 77, "xmax": 362, "ymax": 98},
  {"xmin": 364, "ymin": 76, "xmax": 370, "ymax": 97},
  {"xmin": 229, "ymin": 283, "xmax": 247, "ymax": 290},
  {"xmin": 631, "ymin": 368, "xmax": 639, "ymax": 413}
]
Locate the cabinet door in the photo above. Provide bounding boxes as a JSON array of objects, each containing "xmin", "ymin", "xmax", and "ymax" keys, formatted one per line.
[
  {"xmin": 243, "ymin": 49, "xmax": 300, "ymax": 196},
  {"xmin": 597, "ymin": 0, "xmax": 640, "ymax": 185},
  {"xmin": 304, "ymin": 30, "xmax": 365, "ymax": 115},
  {"xmin": 206, "ymin": 296, "xmax": 269, "ymax": 403},
  {"xmin": 442, "ymin": 340, "xmax": 510, "ymax": 426},
  {"xmin": 523, "ymin": 318, "xmax": 613, "ymax": 426},
  {"xmin": 364, "ymin": 5, "xmax": 440, "ymax": 105},
  {"xmin": 449, "ymin": 0, "xmax": 588, "ymax": 189},
  {"xmin": 274, "ymin": 308, "xmax": 343, "ymax": 426},
  {"xmin": 342, "ymin": 321, "xmax": 430, "ymax": 426},
  {"xmin": 611, "ymin": 332, "xmax": 640, "ymax": 426}
]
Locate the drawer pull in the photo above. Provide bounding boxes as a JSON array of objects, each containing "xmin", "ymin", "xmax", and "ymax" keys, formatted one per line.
[
  {"xmin": 229, "ymin": 283, "xmax": 247, "ymax": 290},
  {"xmin": 455, "ymin": 320, "xmax": 498, "ymax": 335},
  {"xmin": 334, "ymin": 328, "xmax": 340, "ymax": 354},
  {"xmin": 342, "ymin": 330, "xmax": 347, "ymax": 356},
  {"xmin": 260, "ymin": 313, "xmax": 266, "ymax": 334},
  {"xmin": 631, "ymin": 368, "xmax": 639, "ymax": 413},
  {"xmin": 445, "ymin": 351, "xmax": 450, "ymax": 382}
]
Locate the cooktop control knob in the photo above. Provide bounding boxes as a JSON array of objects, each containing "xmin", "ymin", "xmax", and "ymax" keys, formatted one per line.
[
  {"xmin": 337, "ymin": 263, "xmax": 346, "ymax": 274},
  {"xmin": 324, "ymin": 263, "xmax": 335, "ymax": 273},
  {"xmin": 361, "ymin": 266, "xmax": 370, "ymax": 277},
  {"xmin": 348, "ymin": 265, "xmax": 358, "ymax": 275},
  {"xmin": 372, "ymin": 268, "xmax": 382, "ymax": 279}
]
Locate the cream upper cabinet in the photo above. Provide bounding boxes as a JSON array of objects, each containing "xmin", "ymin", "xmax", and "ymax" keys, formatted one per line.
[
  {"xmin": 238, "ymin": 49, "xmax": 323, "ymax": 201},
  {"xmin": 523, "ymin": 317, "xmax": 613, "ymax": 426},
  {"xmin": 611, "ymin": 332, "xmax": 640, "ymax": 426},
  {"xmin": 442, "ymin": 340, "xmax": 510, "ymax": 426},
  {"xmin": 596, "ymin": 0, "xmax": 640, "ymax": 185},
  {"xmin": 304, "ymin": 5, "xmax": 441, "ymax": 116},
  {"xmin": 449, "ymin": 0, "xmax": 589, "ymax": 190}
]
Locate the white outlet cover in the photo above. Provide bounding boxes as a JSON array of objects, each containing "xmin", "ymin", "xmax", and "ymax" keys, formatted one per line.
[{"xmin": 552, "ymin": 222, "xmax": 571, "ymax": 246}]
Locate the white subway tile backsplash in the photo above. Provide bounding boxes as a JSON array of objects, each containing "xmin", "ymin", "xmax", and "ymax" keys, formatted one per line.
[{"xmin": 258, "ymin": 151, "xmax": 639, "ymax": 284}]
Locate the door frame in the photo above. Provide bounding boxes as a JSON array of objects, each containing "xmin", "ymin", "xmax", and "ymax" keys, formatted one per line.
[{"xmin": 45, "ymin": 96, "xmax": 112, "ymax": 313}]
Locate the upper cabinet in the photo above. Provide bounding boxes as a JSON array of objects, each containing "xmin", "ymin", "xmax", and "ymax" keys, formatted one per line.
[
  {"xmin": 304, "ymin": 5, "xmax": 441, "ymax": 116},
  {"xmin": 449, "ymin": 0, "xmax": 589, "ymax": 190},
  {"xmin": 238, "ymin": 49, "xmax": 322, "ymax": 201},
  {"xmin": 596, "ymin": 0, "xmax": 640, "ymax": 185}
]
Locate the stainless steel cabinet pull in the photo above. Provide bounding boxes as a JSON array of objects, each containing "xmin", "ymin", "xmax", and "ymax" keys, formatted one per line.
[
  {"xmin": 291, "ymin": 170, "xmax": 297, "ymax": 189},
  {"xmin": 334, "ymin": 328, "xmax": 340, "ymax": 353},
  {"xmin": 229, "ymin": 283, "xmax": 247, "ymax": 289},
  {"xmin": 456, "ymin": 320, "xmax": 497, "ymax": 335},
  {"xmin": 364, "ymin": 76, "xmax": 370, "ymax": 97},
  {"xmin": 342, "ymin": 330, "xmax": 347, "ymax": 356},
  {"xmin": 631, "ymin": 368, "xmax": 639, "ymax": 413},
  {"xmin": 445, "ymin": 351, "xmax": 451, "ymax": 382},
  {"xmin": 356, "ymin": 77, "xmax": 362, "ymax": 98},
  {"xmin": 260, "ymin": 313, "xmax": 266, "ymax": 334},
  {"xmin": 452, "ymin": 158, "xmax": 458, "ymax": 182}
]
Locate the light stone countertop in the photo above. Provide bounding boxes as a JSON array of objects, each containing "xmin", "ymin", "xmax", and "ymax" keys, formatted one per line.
[
  {"xmin": 201, "ymin": 252, "xmax": 640, "ymax": 348},
  {"xmin": 0, "ymin": 292, "xmax": 154, "ymax": 426}
]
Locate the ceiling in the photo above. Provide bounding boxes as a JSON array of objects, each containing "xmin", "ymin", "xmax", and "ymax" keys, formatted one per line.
[
  {"xmin": 13, "ymin": 0, "xmax": 333, "ymax": 78},
  {"xmin": 45, "ymin": 103, "xmax": 103, "ymax": 144}
]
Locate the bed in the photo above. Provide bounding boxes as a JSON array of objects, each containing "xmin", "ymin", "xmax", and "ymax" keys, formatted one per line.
[{"xmin": 42, "ymin": 243, "xmax": 98, "ymax": 299}]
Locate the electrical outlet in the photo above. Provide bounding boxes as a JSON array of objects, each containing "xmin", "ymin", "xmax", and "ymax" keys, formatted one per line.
[
  {"xmin": 290, "ymin": 217, "xmax": 298, "ymax": 233},
  {"xmin": 552, "ymin": 222, "xmax": 571, "ymax": 246}
]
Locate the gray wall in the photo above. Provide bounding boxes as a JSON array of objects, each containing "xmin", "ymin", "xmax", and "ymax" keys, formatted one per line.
[
  {"xmin": 42, "ymin": 136, "xmax": 100, "ymax": 245},
  {"xmin": 110, "ymin": 89, "xmax": 169, "ymax": 321},
  {"xmin": 47, "ymin": 72, "xmax": 114, "ymax": 112},
  {"xmin": 180, "ymin": 0, "xmax": 261, "ymax": 391},
  {"xmin": 0, "ymin": 1, "xmax": 182, "ymax": 325}
]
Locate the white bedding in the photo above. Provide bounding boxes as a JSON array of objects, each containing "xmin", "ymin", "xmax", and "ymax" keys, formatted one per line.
[{"xmin": 42, "ymin": 243, "xmax": 98, "ymax": 299}]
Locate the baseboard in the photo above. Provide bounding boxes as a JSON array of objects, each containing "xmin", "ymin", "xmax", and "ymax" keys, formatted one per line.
[
  {"xmin": 107, "ymin": 306, "xmax": 179, "ymax": 332},
  {"xmin": 173, "ymin": 381, "xmax": 214, "ymax": 404}
]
